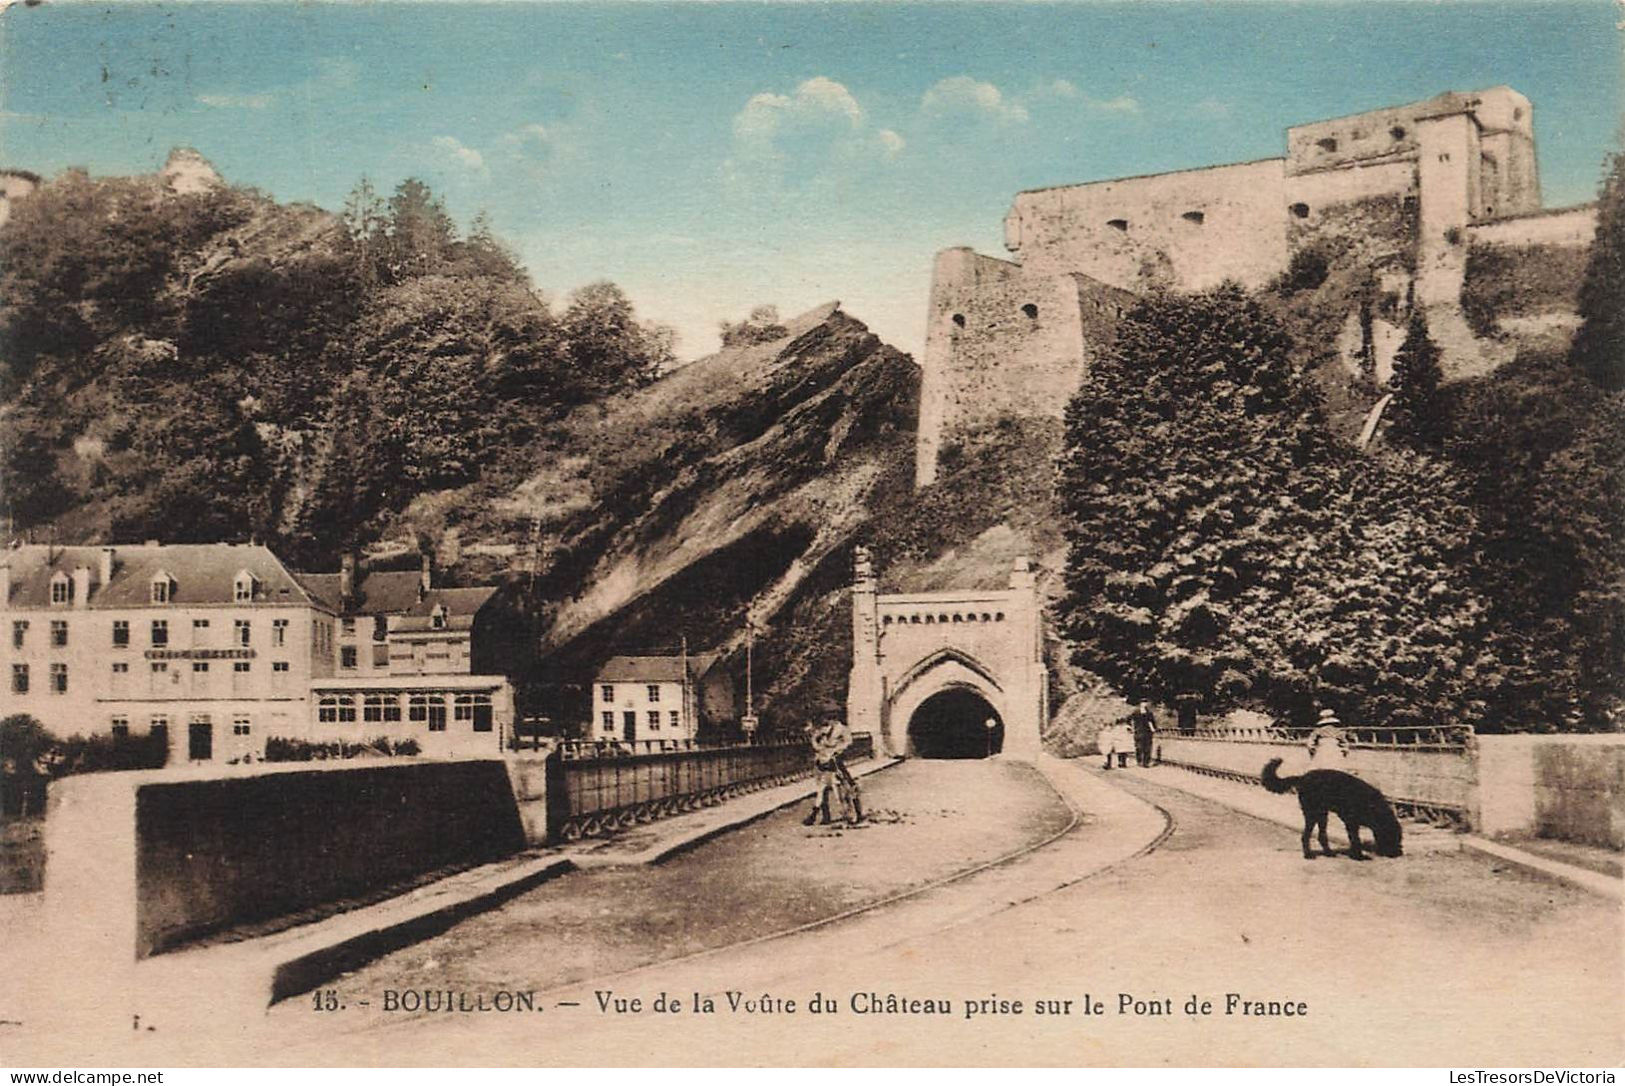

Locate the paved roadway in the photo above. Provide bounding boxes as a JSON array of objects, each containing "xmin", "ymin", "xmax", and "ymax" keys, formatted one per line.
[{"xmin": 161, "ymin": 762, "xmax": 1625, "ymax": 1065}]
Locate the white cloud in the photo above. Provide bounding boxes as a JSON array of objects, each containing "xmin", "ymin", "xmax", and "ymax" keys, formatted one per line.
[
  {"xmin": 1041, "ymin": 79, "xmax": 1081, "ymax": 100},
  {"xmin": 196, "ymin": 92, "xmax": 272, "ymax": 110},
  {"xmin": 1090, "ymin": 94, "xmax": 1140, "ymax": 114},
  {"xmin": 920, "ymin": 76, "xmax": 1028, "ymax": 125},
  {"xmin": 432, "ymin": 135, "xmax": 487, "ymax": 176},
  {"xmin": 725, "ymin": 76, "xmax": 898, "ymax": 189}
]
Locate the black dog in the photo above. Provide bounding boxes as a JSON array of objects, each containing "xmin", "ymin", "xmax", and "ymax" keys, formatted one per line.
[{"xmin": 1262, "ymin": 758, "xmax": 1403, "ymax": 860}]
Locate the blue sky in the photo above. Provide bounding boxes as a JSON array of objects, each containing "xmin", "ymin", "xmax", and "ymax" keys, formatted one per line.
[{"xmin": 2, "ymin": 2, "xmax": 1619, "ymax": 359}]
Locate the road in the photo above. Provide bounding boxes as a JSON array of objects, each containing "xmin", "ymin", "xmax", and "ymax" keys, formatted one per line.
[{"xmin": 145, "ymin": 762, "xmax": 1625, "ymax": 1065}]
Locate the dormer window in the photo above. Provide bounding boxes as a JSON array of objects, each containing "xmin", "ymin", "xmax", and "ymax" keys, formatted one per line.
[
  {"xmin": 431, "ymin": 605, "xmax": 448, "ymax": 630},
  {"xmin": 150, "ymin": 572, "xmax": 175, "ymax": 604},
  {"xmin": 233, "ymin": 570, "xmax": 257, "ymax": 603},
  {"xmin": 49, "ymin": 571, "xmax": 72, "ymax": 606}
]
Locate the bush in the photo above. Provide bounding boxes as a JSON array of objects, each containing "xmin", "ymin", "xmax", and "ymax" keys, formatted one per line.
[
  {"xmin": 48, "ymin": 730, "xmax": 169, "ymax": 775},
  {"xmin": 1274, "ymin": 247, "xmax": 1330, "ymax": 295},
  {"xmin": 263, "ymin": 736, "xmax": 421, "ymax": 762}
]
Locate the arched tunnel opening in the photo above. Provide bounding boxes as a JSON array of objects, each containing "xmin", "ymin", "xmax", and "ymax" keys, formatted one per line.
[{"xmin": 907, "ymin": 688, "xmax": 1003, "ymax": 759}]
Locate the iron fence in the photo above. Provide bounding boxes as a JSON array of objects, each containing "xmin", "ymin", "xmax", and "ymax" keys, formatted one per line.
[{"xmin": 548, "ymin": 732, "xmax": 875, "ymax": 841}]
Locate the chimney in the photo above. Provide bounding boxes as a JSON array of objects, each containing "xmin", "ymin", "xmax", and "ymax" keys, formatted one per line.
[
  {"xmin": 419, "ymin": 552, "xmax": 432, "ymax": 600},
  {"xmin": 339, "ymin": 552, "xmax": 357, "ymax": 609},
  {"xmin": 71, "ymin": 565, "xmax": 92, "ymax": 609},
  {"xmin": 100, "ymin": 547, "xmax": 115, "ymax": 588}
]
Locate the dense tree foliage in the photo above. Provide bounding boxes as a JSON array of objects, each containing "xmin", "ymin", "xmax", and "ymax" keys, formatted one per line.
[
  {"xmin": 1572, "ymin": 152, "xmax": 1625, "ymax": 392},
  {"xmin": 1059, "ymin": 286, "xmax": 1495, "ymax": 729},
  {"xmin": 1061, "ymin": 284, "xmax": 1622, "ymax": 732},
  {"xmin": 1387, "ymin": 309, "xmax": 1443, "ymax": 446},
  {"xmin": 0, "ymin": 167, "xmax": 675, "ymax": 560}
]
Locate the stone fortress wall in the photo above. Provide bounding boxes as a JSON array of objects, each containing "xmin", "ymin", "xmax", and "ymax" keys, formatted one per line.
[{"xmin": 916, "ymin": 85, "xmax": 1586, "ymax": 486}]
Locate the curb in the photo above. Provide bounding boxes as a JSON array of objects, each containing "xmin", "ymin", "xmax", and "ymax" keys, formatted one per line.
[
  {"xmin": 1459, "ymin": 835, "xmax": 1624, "ymax": 901},
  {"xmin": 1130, "ymin": 762, "xmax": 1622, "ymax": 899}
]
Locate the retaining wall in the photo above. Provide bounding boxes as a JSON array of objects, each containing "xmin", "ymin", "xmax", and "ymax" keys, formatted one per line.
[
  {"xmin": 1154, "ymin": 733, "xmax": 1476, "ymax": 818},
  {"xmin": 1476, "ymin": 734, "xmax": 1625, "ymax": 849}
]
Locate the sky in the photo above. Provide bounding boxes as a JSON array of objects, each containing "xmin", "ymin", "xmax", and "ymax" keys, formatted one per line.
[{"xmin": 1, "ymin": 1, "xmax": 1620, "ymax": 360}]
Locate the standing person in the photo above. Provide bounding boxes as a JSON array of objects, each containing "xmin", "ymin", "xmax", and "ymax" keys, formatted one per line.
[
  {"xmin": 1130, "ymin": 700, "xmax": 1156, "ymax": 767},
  {"xmin": 804, "ymin": 706, "xmax": 863, "ymax": 825}
]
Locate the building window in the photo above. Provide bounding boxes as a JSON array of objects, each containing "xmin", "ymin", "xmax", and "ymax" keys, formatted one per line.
[
  {"xmin": 11, "ymin": 620, "xmax": 26, "ymax": 649},
  {"xmin": 272, "ymin": 618, "xmax": 288, "ymax": 646},
  {"xmin": 151, "ymin": 620, "xmax": 169, "ymax": 647},
  {"xmin": 234, "ymin": 620, "xmax": 251, "ymax": 646},
  {"xmin": 373, "ymin": 615, "xmax": 388, "ymax": 642},
  {"xmin": 453, "ymin": 694, "xmax": 476, "ymax": 724},
  {"xmin": 647, "ymin": 710, "xmax": 661, "ymax": 731},
  {"xmin": 192, "ymin": 662, "xmax": 209, "ymax": 681},
  {"xmin": 408, "ymin": 694, "xmax": 431, "ymax": 723},
  {"xmin": 601, "ymin": 684, "xmax": 614, "ymax": 703},
  {"xmin": 363, "ymin": 694, "xmax": 401, "ymax": 723},
  {"xmin": 232, "ymin": 717, "xmax": 251, "ymax": 737},
  {"xmin": 622, "ymin": 710, "xmax": 635, "ymax": 736},
  {"xmin": 149, "ymin": 662, "xmax": 169, "ymax": 688},
  {"xmin": 112, "ymin": 619, "xmax": 129, "ymax": 647},
  {"xmin": 194, "ymin": 619, "xmax": 210, "ymax": 630},
  {"xmin": 150, "ymin": 716, "xmax": 169, "ymax": 741},
  {"xmin": 1106, "ymin": 218, "xmax": 1128, "ymax": 232},
  {"xmin": 601, "ymin": 711, "xmax": 614, "ymax": 733},
  {"xmin": 318, "ymin": 695, "xmax": 356, "ymax": 724},
  {"xmin": 341, "ymin": 617, "xmax": 356, "ymax": 638},
  {"xmin": 111, "ymin": 715, "xmax": 130, "ymax": 737},
  {"xmin": 271, "ymin": 660, "xmax": 290, "ymax": 690},
  {"xmin": 646, "ymin": 684, "xmax": 661, "ymax": 703},
  {"xmin": 50, "ymin": 573, "xmax": 71, "ymax": 605},
  {"xmin": 234, "ymin": 575, "xmax": 255, "ymax": 603},
  {"xmin": 151, "ymin": 577, "xmax": 171, "ymax": 604},
  {"xmin": 50, "ymin": 663, "xmax": 67, "ymax": 694},
  {"xmin": 340, "ymin": 645, "xmax": 358, "ymax": 670},
  {"xmin": 11, "ymin": 664, "xmax": 27, "ymax": 694},
  {"xmin": 669, "ymin": 710, "xmax": 680, "ymax": 729},
  {"xmin": 50, "ymin": 620, "xmax": 67, "ymax": 647},
  {"xmin": 232, "ymin": 661, "xmax": 250, "ymax": 693},
  {"xmin": 234, "ymin": 661, "xmax": 250, "ymax": 674},
  {"xmin": 431, "ymin": 606, "xmax": 447, "ymax": 630}
]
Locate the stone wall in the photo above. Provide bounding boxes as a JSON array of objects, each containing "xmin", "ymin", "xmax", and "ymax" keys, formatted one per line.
[
  {"xmin": 1476, "ymin": 735, "xmax": 1625, "ymax": 850},
  {"xmin": 1467, "ymin": 205, "xmax": 1597, "ymax": 248},
  {"xmin": 916, "ymin": 247, "xmax": 1132, "ymax": 485},
  {"xmin": 1004, "ymin": 158, "xmax": 1290, "ymax": 292}
]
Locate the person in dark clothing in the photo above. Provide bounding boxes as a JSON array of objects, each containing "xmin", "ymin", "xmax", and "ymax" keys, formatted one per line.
[{"xmin": 1130, "ymin": 701, "xmax": 1156, "ymax": 767}]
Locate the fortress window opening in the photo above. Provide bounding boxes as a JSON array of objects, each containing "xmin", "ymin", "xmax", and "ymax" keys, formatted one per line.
[
  {"xmin": 1316, "ymin": 137, "xmax": 1338, "ymax": 152},
  {"xmin": 1290, "ymin": 202, "xmax": 1310, "ymax": 219},
  {"xmin": 1181, "ymin": 210, "xmax": 1205, "ymax": 225},
  {"xmin": 1021, "ymin": 303, "xmax": 1038, "ymax": 320},
  {"xmin": 1391, "ymin": 125, "xmax": 1407, "ymax": 140},
  {"xmin": 951, "ymin": 313, "xmax": 966, "ymax": 328},
  {"xmin": 1107, "ymin": 218, "xmax": 1128, "ymax": 232}
]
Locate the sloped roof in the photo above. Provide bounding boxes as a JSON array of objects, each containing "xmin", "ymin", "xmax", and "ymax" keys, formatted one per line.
[
  {"xmin": 2, "ymin": 543, "xmax": 319, "ymax": 609},
  {"xmin": 596, "ymin": 653, "xmax": 722, "ymax": 684},
  {"xmin": 394, "ymin": 587, "xmax": 499, "ymax": 633},
  {"xmin": 293, "ymin": 570, "xmax": 426, "ymax": 615}
]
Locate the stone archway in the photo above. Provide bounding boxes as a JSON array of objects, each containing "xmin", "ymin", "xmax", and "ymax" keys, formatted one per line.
[
  {"xmin": 907, "ymin": 687, "xmax": 1005, "ymax": 759},
  {"xmin": 847, "ymin": 549, "xmax": 1047, "ymax": 760}
]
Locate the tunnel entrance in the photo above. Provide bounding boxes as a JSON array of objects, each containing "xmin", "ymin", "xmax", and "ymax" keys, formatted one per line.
[{"xmin": 907, "ymin": 688, "xmax": 1003, "ymax": 759}]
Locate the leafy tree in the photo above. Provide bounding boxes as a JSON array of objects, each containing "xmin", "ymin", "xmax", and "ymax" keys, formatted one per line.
[
  {"xmin": 1388, "ymin": 308, "xmax": 1444, "ymax": 445},
  {"xmin": 341, "ymin": 176, "xmax": 387, "ymax": 289},
  {"xmin": 0, "ymin": 714, "xmax": 55, "ymax": 775},
  {"xmin": 720, "ymin": 304, "xmax": 788, "ymax": 348},
  {"xmin": 1572, "ymin": 152, "xmax": 1625, "ymax": 391},
  {"xmin": 1058, "ymin": 285, "xmax": 1488, "ymax": 728},
  {"xmin": 381, "ymin": 178, "xmax": 456, "ymax": 283},
  {"xmin": 560, "ymin": 281, "xmax": 675, "ymax": 395}
]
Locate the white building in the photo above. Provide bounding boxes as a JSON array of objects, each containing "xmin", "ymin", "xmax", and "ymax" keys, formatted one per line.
[
  {"xmin": 295, "ymin": 555, "xmax": 515, "ymax": 757},
  {"xmin": 591, "ymin": 654, "xmax": 735, "ymax": 744},
  {"xmin": 0, "ymin": 543, "xmax": 335, "ymax": 763}
]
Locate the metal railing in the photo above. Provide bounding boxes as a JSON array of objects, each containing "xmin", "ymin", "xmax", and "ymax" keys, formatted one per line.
[
  {"xmin": 1173, "ymin": 723, "xmax": 1474, "ymax": 752},
  {"xmin": 549, "ymin": 733, "xmax": 874, "ymax": 841}
]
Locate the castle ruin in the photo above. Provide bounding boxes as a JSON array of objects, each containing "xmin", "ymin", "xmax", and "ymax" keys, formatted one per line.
[{"xmin": 916, "ymin": 86, "xmax": 1597, "ymax": 486}]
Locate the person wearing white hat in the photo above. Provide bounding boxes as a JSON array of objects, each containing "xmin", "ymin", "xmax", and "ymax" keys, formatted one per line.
[{"xmin": 1307, "ymin": 708, "xmax": 1350, "ymax": 763}]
